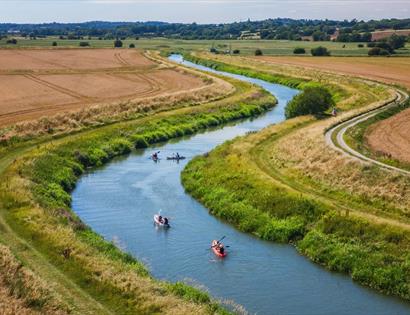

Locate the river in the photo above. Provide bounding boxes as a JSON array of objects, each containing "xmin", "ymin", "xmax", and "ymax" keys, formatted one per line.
[{"xmin": 71, "ymin": 54, "xmax": 410, "ymax": 315}]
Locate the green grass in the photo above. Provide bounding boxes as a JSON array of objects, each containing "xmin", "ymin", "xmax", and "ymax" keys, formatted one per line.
[{"xmin": 2, "ymin": 36, "xmax": 410, "ymax": 56}]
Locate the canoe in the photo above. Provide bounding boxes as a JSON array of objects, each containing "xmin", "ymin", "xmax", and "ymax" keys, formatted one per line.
[
  {"xmin": 211, "ymin": 240, "xmax": 226, "ymax": 257},
  {"xmin": 166, "ymin": 156, "xmax": 186, "ymax": 160},
  {"xmin": 154, "ymin": 214, "xmax": 170, "ymax": 227}
]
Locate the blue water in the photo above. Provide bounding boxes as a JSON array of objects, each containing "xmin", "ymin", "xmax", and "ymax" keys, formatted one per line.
[{"xmin": 71, "ymin": 54, "xmax": 410, "ymax": 315}]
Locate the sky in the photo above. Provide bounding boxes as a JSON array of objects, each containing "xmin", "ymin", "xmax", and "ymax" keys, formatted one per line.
[{"xmin": 0, "ymin": 0, "xmax": 409, "ymax": 24}]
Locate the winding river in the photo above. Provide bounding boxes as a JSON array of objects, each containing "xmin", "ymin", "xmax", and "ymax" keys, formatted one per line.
[{"xmin": 71, "ymin": 55, "xmax": 410, "ymax": 315}]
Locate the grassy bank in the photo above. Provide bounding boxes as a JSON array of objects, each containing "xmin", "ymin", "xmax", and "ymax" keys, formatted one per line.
[
  {"xmin": 344, "ymin": 96, "xmax": 410, "ymax": 171},
  {"xmin": 0, "ymin": 68, "xmax": 275, "ymax": 314}
]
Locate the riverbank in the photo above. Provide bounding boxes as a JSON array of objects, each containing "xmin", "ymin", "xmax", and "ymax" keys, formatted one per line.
[
  {"xmin": 0, "ymin": 54, "xmax": 275, "ymax": 314},
  {"xmin": 181, "ymin": 54, "xmax": 410, "ymax": 301}
]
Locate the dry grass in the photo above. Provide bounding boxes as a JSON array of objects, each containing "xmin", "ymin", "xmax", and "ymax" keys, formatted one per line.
[{"xmin": 0, "ymin": 244, "xmax": 69, "ymax": 315}]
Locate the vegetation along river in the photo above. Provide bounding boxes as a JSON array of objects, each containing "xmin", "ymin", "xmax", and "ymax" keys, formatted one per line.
[{"xmin": 71, "ymin": 54, "xmax": 410, "ymax": 315}]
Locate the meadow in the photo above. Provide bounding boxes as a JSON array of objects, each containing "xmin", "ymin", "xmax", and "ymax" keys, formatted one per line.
[{"xmin": 2, "ymin": 36, "xmax": 410, "ymax": 56}]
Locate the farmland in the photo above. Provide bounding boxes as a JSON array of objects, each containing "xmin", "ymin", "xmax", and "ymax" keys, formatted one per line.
[
  {"xmin": 0, "ymin": 49, "xmax": 208, "ymax": 127},
  {"xmin": 254, "ymin": 55, "xmax": 410, "ymax": 89},
  {"xmin": 2, "ymin": 37, "xmax": 410, "ymax": 56}
]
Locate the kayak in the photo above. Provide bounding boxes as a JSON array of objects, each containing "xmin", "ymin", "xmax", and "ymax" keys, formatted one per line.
[
  {"xmin": 211, "ymin": 240, "xmax": 227, "ymax": 257},
  {"xmin": 166, "ymin": 156, "xmax": 186, "ymax": 160},
  {"xmin": 154, "ymin": 214, "xmax": 170, "ymax": 227}
]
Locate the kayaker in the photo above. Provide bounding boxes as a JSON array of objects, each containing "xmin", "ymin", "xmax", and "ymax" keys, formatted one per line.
[
  {"xmin": 163, "ymin": 217, "xmax": 169, "ymax": 225},
  {"xmin": 158, "ymin": 215, "xmax": 163, "ymax": 223},
  {"xmin": 152, "ymin": 152, "xmax": 158, "ymax": 160},
  {"xmin": 219, "ymin": 246, "xmax": 225, "ymax": 255},
  {"xmin": 176, "ymin": 152, "xmax": 180, "ymax": 159}
]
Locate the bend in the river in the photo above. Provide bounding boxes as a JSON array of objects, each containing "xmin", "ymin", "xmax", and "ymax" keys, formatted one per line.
[{"xmin": 71, "ymin": 54, "xmax": 410, "ymax": 315}]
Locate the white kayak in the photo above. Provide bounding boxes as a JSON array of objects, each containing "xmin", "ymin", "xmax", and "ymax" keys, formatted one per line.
[{"xmin": 154, "ymin": 214, "xmax": 170, "ymax": 227}]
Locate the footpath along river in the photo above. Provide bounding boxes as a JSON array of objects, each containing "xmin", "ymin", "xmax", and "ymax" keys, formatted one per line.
[{"xmin": 71, "ymin": 54, "xmax": 410, "ymax": 315}]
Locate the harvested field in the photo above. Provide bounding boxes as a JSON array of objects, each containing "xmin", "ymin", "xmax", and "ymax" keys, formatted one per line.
[
  {"xmin": 255, "ymin": 56, "xmax": 410, "ymax": 89},
  {"xmin": 366, "ymin": 107, "xmax": 410, "ymax": 164},
  {"xmin": 0, "ymin": 49, "xmax": 206, "ymax": 126},
  {"xmin": 0, "ymin": 49, "xmax": 155, "ymax": 71}
]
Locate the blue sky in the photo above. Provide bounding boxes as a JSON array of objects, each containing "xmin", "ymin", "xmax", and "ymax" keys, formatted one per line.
[{"xmin": 1, "ymin": 0, "xmax": 409, "ymax": 23}]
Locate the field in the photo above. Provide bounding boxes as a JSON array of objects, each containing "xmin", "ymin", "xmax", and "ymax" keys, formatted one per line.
[
  {"xmin": 255, "ymin": 56, "xmax": 410, "ymax": 89},
  {"xmin": 366, "ymin": 107, "xmax": 410, "ymax": 164},
  {"xmin": 2, "ymin": 37, "xmax": 410, "ymax": 56},
  {"xmin": 0, "ymin": 49, "xmax": 207, "ymax": 127}
]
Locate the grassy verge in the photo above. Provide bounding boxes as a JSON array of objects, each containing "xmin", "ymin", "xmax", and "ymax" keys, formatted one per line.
[
  {"xmin": 344, "ymin": 96, "xmax": 410, "ymax": 171},
  {"xmin": 182, "ymin": 117, "xmax": 410, "ymax": 300},
  {"xmin": 0, "ymin": 72, "xmax": 274, "ymax": 314}
]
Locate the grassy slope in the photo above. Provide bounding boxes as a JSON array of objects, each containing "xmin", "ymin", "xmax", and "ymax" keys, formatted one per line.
[
  {"xmin": 2, "ymin": 37, "xmax": 410, "ymax": 56},
  {"xmin": 0, "ymin": 58, "xmax": 275, "ymax": 314},
  {"xmin": 181, "ymin": 55, "xmax": 410, "ymax": 300}
]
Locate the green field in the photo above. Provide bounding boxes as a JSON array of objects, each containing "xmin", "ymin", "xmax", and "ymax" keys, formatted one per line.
[{"xmin": 2, "ymin": 36, "xmax": 410, "ymax": 56}]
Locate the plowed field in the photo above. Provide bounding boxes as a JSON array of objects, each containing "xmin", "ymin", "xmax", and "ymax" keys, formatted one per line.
[{"xmin": 0, "ymin": 49, "xmax": 204, "ymax": 126}]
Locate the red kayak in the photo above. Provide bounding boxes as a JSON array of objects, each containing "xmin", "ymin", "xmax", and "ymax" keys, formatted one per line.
[{"xmin": 211, "ymin": 240, "xmax": 227, "ymax": 257}]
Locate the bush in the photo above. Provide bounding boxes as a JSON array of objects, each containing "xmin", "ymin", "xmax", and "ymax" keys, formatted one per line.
[
  {"xmin": 52, "ymin": 41, "xmax": 57, "ymax": 47},
  {"xmin": 368, "ymin": 47, "xmax": 390, "ymax": 56},
  {"xmin": 133, "ymin": 135, "xmax": 149, "ymax": 149},
  {"xmin": 209, "ymin": 47, "xmax": 217, "ymax": 53},
  {"xmin": 254, "ymin": 49, "xmax": 263, "ymax": 56},
  {"xmin": 129, "ymin": 43, "xmax": 135, "ymax": 48},
  {"xmin": 232, "ymin": 49, "xmax": 240, "ymax": 54},
  {"xmin": 285, "ymin": 86, "xmax": 334, "ymax": 118},
  {"xmin": 357, "ymin": 44, "xmax": 364, "ymax": 48},
  {"xmin": 293, "ymin": 47, "xmax": 306, "ymax": 54},
  {"xmin": 6, "ymin": 38, "xmax": 17, "ymax": 44},
  {"xmin": 114, "ymin": 39, "xmax": 123, "ymax": 48},
  {"xmin": 79, "ymin": 41, "xmax": 89, "ymax": 47},
  {"xmin": 311, "ymin": 46, "xmax": 330, "ymax": 56}
]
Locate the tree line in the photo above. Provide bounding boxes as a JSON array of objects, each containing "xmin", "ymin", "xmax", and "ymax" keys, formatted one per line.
[{"xmin": 1, "ymin": 18, "xmax": 409, "ymax": 41}]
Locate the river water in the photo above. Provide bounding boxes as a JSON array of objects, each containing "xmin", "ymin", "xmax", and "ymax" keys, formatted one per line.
[{"xmin": 71, "ymin": 54, "xmax": 410, "ymax": 315}]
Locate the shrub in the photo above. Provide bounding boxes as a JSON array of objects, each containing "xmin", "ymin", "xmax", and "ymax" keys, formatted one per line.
[
  {"xmin": 129, "ymin": 43, "xmax": 135, "ymax": 48},
  {"xmin": 6, "ymin": 38, "xmax": 17, "ymax": 44},
  {"xmin": 357, "ymin": 44, "xmax": 364, "ymax": 48},
  {"xmin": 133, "ymin": 135, "xmax": 149, "ymax": 149},
  {"xmin": 135, "ymin": 36, "xmax": 140, "ymax": 40},
  {"xmin": 368, "ymin": 47, "xmax": 390, "ymax": 56},
  {"xmin": 293, "ymin": 47, "xmax": 306, "ymax": 54},
  {"xmin": 232, "ymin": 49, "xmax": 240, "ymax": 54},
  {"xmin": 79, "ymin": 41, "xmax": 90, "ymax": 47},
  {"xmin": 285, "ymin": 86, "xmax": 334, "ymax": 118},
  {"xmin": 52, "ymin": 41, "xmax": 57, "ymax": 46},
  {"xmin": 114, "ymin": 39, "xmax": 123, "ymax": 48},
  {"xmin": 209, "ymin": 47, "xmax": 217, "ymax": 53},
  {"xmin": 255, "ymin": 49, "xmax": 263, "ymax": 56},
  {"xmin": 311, "ymin": 46, "xmax": 330, "ymax": 56}
]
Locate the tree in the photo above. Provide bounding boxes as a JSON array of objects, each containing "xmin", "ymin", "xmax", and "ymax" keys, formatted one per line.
[
  {"xmin": 232, "ymin": 49, "xmax": 240, "ymax": 54},
  {"xmin": 285, "ymin": 86, "xmax": 334, "ymax": 119},
  {"xmin": 114, "ymin": 39, "xmax": 123, "ymax": 48},
  {"xmin": 311, "ymin": 46, "xmax": 330, "ymax": 56},
  {"xmin": 368, "ymin": 47, "xmax": 390, "ymax": 56},
  {"xmin": 293, "ymin": 47, "xmax": 306, "ymax": 54},
  {"xmin": 254, "ymin": 49, "xmax": 263, "ymax": 56},
  {"xmin": 129, "ymin": 43, "xmax": 135, "ymax": 48},
  {"xmin": 52, "ymin": 41, "xmax": 58, "ymax": 46},
  {"xmin": 388, "ymin": 34, "xmax": 406, "ymax": 49},
  {"xmin": 6, "ymin": 38, "xmax": 17, "ymax": 44}
]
